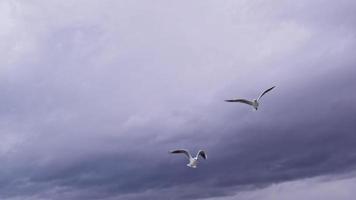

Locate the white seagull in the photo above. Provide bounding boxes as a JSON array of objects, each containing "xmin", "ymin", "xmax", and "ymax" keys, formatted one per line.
[
  {"xmin": 225, "ymin": 86, "xmax": 276, "ymax": 110},
  {"xmin": 170, "ymin": 149, "xmax": 207, "ymax": 168}
]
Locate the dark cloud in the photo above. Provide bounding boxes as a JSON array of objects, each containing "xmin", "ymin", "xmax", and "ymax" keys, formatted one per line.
[
  {"xmin": 1, "ymin": 66, "xmax": 354, "ymax": 200},
  {"xmin": 0, "ymin": 0, "xmax": 356, "ymax": 199}
]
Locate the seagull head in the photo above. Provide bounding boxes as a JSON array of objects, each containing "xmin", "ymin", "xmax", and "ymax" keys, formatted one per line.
[{"xmin": 187, "ymin": 163, "xmax": 197, "ymax": 168}]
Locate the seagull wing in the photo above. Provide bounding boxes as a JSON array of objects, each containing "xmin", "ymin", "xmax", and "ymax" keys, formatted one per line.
[
  {"xmin": 196, "ymin": 150, "xmax": 207, "ymax": 160},
  {"xmin": 170, "ymin": 149, "xmax": 192, "ymax": 159},
  {"xmin": 225, "ymin": 99, "xmax": 254, "ymax": 106},
  {"xmin": 257, "ymin": 86, "xmax": 275, "ymax": 101}
]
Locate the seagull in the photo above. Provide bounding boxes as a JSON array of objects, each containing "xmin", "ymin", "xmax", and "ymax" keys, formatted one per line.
[
  {"xmin": 225, "ymin": 86, "xmax": 276, "ymax": 110},
  {"xmin": 170, "ymin": 149, "xmax": 207, "ymax": 168}
]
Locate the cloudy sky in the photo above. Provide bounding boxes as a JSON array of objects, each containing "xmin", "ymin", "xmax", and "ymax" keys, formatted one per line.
[{"xmin": 1, "ymin": 0, "xmax": 356, "ymax": 199}]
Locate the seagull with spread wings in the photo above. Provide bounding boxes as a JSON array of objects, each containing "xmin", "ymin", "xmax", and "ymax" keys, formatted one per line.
[
  {"xmin": 225, "ymin": 86, "xmax": 276, "ymax": 110},
  {"xmin": 170, "ymin": 149, "xmax": 207, "ymax": 168}
]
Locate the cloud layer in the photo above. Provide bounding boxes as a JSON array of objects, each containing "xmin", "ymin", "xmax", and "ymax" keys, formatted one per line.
[{"xmin": 0, "ymin": 0, "xmax": 356, "ymax": 199}]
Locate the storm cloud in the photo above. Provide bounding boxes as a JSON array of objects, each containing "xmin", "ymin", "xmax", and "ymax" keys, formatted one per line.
[{"xmin": 0, "ymin": 0, "xmax": 356, "ymax": 199}]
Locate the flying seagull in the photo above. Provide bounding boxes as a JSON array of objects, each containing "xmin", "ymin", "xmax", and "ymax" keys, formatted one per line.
[
  {"xmin": 170, "ymin": 149, "xmax": 207, "ymax": 168},
  {"xmin": 225, "ymin": 86, "xmax": 276, "ymax": 110}
]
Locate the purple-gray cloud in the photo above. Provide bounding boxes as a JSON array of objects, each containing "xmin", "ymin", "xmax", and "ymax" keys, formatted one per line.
[{"xmin": 0, "ymin": 0, "xmax": 356, "ymax": 199}]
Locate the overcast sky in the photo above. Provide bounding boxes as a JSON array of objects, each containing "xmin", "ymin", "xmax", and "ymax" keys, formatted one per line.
[{"xmin": 1, "ymin": 0, "xmax": 356, "ymax": 199}]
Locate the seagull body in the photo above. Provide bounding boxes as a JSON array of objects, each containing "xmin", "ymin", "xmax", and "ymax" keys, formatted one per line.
[
  {"xmin": 170, "ymin": 149, "xmax": 207, "ymax": 168},
  {"xmin": 225, "ymin": 86, "xmax": 275, "ymax": 110}
]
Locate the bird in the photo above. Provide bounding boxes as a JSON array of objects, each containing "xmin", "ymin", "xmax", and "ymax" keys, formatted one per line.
[
  {"xmin": 170, "ymin": 149, "xmax": 207, "ymax": 168},
  {"xmin": 225, "ymin": 86, "xmax": 276, "ymax": 110}
]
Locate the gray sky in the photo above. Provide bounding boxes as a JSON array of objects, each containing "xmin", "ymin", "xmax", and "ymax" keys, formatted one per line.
[{"xmin": 0, "ymin": 0, "xmax": 356, "ymax": 199}]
